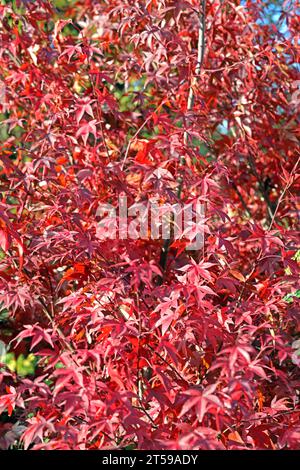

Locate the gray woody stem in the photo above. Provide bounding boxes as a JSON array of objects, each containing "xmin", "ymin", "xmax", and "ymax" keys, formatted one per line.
[
  {"xmin": 183, "ymin": 0, "xmax": 206, "ymax": 147},
  {"xmin": 159, "ymin": 1, "xmax": 206, "ymax": 278}
]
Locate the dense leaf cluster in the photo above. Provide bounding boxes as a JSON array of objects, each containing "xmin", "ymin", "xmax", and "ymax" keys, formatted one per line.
[{"xmin": 0, "ymin": 0, "xmax": 299, "ymax": 450}]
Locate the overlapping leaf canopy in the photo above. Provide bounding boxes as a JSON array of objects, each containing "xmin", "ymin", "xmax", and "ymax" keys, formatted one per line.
[{"xmin": 0, "ymin": 0, "xmax": 299, "ymax": 450}]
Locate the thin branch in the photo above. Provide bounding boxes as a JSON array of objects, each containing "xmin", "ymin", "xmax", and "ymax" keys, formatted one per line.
[
  {"xmin": 159, "ymin": 1, "xmax": 206, "ymax": 280},
  {"xmin": 132, "ymin": 405, "xmax": 158, "ymax": 429},
  {"xmin": 38, "ymin": 296, "xmax": 74, "ymax": 353},
  {"xmin": 268, "ymin": 154, "xmax": 300, "ymax": 230},
  {"xmin": 121, "ymin": 100, "xmax": 165, "ymax": 170},
  {"xmin": 85, "ymin": 42, "xmax": 111, "ymax": 161},
  {"xmin": 248, "ymin": 153, "xmax": 276, "ymax": 222},
  {"xmin": 224, "ymin": 408, "xmax": 300, "ymax": 434},
  {"xmin": 235, "ymin": 156, "xmax": 299, "ymax": 307},
  {"xmin": 183, "ymin": 0, "xmax": 206, "ymax": 148},
  {"xmin": 147, "ymin": 344, "xmax": 188, "ymax": 385},
  {"xmin": 231, "ymin": 180, "xmax": 252, "ymax": 218}
]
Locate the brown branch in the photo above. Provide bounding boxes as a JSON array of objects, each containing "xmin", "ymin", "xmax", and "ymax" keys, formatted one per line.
[
  {"xmin": 38, "ymin": 296, "xmax": 74, "ymax": 353},
  {"xmin": 147, "ymin": 344, "xmax": 189, "ymax": 385},
  {"xmin": 231, "ymin": 180, "xmax": 252, "ymax": 218},
  {"xmin": 132, "ymin": 405, "xmax": 158, "ymax": 429},
  {"xmin": 248, "ymin": 154, "xmax": 276, "ymax": 222}
]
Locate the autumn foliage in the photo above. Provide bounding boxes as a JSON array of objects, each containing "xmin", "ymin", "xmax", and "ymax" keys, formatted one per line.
[{"xmin": 0, "ymin": 0, "xmax": 299, "ymax": 450}]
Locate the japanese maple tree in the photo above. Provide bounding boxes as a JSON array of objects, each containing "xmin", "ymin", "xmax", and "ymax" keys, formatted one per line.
[{"xmin": 0, "ymin": 0, "xmax": 299, "ymax": 450}]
